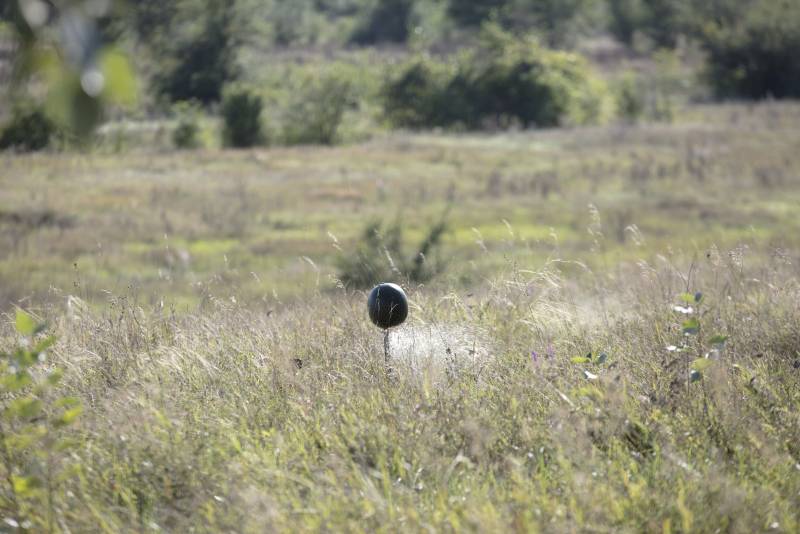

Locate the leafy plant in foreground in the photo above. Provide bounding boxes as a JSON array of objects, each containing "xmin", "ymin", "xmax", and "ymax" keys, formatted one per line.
[
  {"xmin": 0, "ymin": 311, "xmax": 81, "ymax": 530},
  {"xmin": 665, "ymin": 291, "xmax": 729, "ymax": 383}
]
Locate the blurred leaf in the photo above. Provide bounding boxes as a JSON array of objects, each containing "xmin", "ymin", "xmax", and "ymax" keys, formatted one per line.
[
  {"xmin": 53, "ymin": 406, "xmax": 82, "ymax": 428},
  {"xmin": 678, "ymin": 293, "xmax": 695, "ymax": 304},
  {"xmin": 576, "ymin": 386, "xmax": 604, "ymax": 399},
  {"xmin": 1, "ymin": 371, "xmax": 32, "ymax": 392},
  {"xmin": 46, "ymin": 72, "xmax": 103, "ymax": 138},
  {"xmin": 7, "ymin": 398, "xmax": 43, "ymax": 420},
  {"xmin": 15, "ymin": 310, "xmax": 36, "ymax": 336},
  {"xmin": 708, "ymin": 335, "xmax": 728, "ymax": 346},
  {"xmin": 6, "ymin": 425, "xmax": 47, "ymax": 451},
  {"xmin": 571, "ymin": 357, "xmax": 591, "ymax": 364},
  {"xmin": 34, "ymin": 335, "xmax": 56, "ymax": 354},
  {"xmin": 100, "ymin": 49, "xmax": 138, "ymax": 106},
  {"xmin": 682, "ymin": 318, "xmax": 700, "ymax": 335},
  {"xmin": 47, "ymin": 368, "xmax": 63, "ymax": 386},
  {"xmin": 54, "ymin": 397, "xmax": 81, "ymax": 409},
  {"xmin": 13, "ymin": 347, "xmax": 38, "ymax": 369},
  {"xmin": 11, "ymin": 475, "xmax": 41, "ymax": 497},
  {"xmin": 691, "ymin": 358, "xmax": 714, "ymax": 372},
  {"xmin": 55, "ymin": 437, "xmax": 82, "ymax": 453},
  {"xmin": 55, "ymin": 461, "xmax": 83, "ymax": 480}
]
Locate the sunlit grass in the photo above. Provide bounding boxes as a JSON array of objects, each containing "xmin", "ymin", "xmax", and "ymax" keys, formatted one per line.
[{"xmin": 0, "ymin": 102, "xmax": 799, "ymax": 530}]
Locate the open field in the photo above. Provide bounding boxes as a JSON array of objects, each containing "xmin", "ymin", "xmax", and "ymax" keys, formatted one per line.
[
  {"xmin": 3, "ymin": 102, "xmax": 800, "ymax": 310},
  {"xmin": 1, "ymin": 102, "xmax": 800, "ymax": 531}
]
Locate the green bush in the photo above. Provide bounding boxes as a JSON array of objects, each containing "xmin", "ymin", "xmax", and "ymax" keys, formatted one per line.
[
  {"xmin": 271, "ymin": 0, "xmax": 314, "ymax": 46},
  {"xmin": 0, "ymin": 106, "xmax": 56, "ymax": 152},
  {"xmin": 154, "ymin": 0, "xmax": 240, "ymax": 104},
  {"xmin": 614, "ymin": 72, "xmax": 645, "ymax": 123},
  {"xmin": 446, "ymin": 0, "xmax": 593, "ymax": 47},
  {"xmin": 381, "ymin": 56, "xmax": 454, "ymax": 128},
  {"xmin": 606, "ymin": 0, "xmax": 645, "ymax": 46},
  {"xmin": 697, "ymin": 0, "xmax": 800, "ymax": 99},
  {"xmin": 606, "ymin": 0, "xmax": 690, "ymax": 49},
  {"xmin": 638, "ymin": 0, "xmax": 686, "ymax": 49},
  {"xmin": 350, "ymin": 0, "xmax": 414, "ymax": 45},
  {"xmin": 336, "ymin": 217, "xmax": 448, "ymax": 289},
  {"xmin": 221, "ymin": 88, "xmax": 265, "ymax": 148},
  {"xmin": 280, "ymin": 73, "xmax": 354, "ymax": 146},
  {"xmin": 382, "ymin": 27, "xmax": 606, "ymax": 130},
  {"xmin": 446, "ymin": 0, "xmax": 507, "ymax": 27},
  {"xmin": 171, "ymin": 102, "xmax": 202, "ymax": 149}
]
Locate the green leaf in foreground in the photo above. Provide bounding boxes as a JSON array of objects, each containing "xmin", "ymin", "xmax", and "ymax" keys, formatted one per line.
[
  {"xmin": 682, "ymin": 318, "xmax": 700, "ymax": 335},
  {"xmin": 54, "ymin": 406, "xmax": 83, "ymax": 429},
  {"xmin": 11, "ymin": 475, "xmax": 41, "ymax": 497},
  {"xmin": 2, "ymin": 371, "xmax": 32, "ymax": 392},
  {"xmin": 708, "ymin": 335, "xmax": 728, "ymax": 346},
  {"xmin": 7, "ymin": 398, "xmax": 43, "ymax": 420},
  {"xmin": 691, "ymin": 358, "xmax": 714, "ymax": 372},
  {"xmin": 15, "ymin": 310, "xmax": 36, "ymax": 336},
  {"xmin": 34, "ymin": 335, "xmax": 56, "ymax": 354},
  {"xmin": 571, "ymin": 357, "xmax": 591, "ymax": 364}
]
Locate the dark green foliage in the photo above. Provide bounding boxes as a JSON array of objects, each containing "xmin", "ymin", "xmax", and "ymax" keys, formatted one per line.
[
  {"xmin": 696, "ymin": 0, "xmax": 800, "ymax": 99},
  {"xmin": 639, "ymin": 0, "xmax": 686, "ymax": 48},
  {"xmin": 350, "ymin": 0, "xmax": 414, "ymax": 45},
  {"xmin": 173, "ymin": 120, "xmax": 201, "ymax": 150},
  {"xmin": 129, "ymin": 0, "xmax": 179, "ymax": 44},
  {"xmin": 0, "ymin": 106, "xmax": 56, "ymax": 152},
  {"xmin": 510, "ymin": 0, "xmax": 594, "ymax": 48},
  {"xmin": 382, "ymin": 28, "xmax": 604, "ymax": 130},
  {"xmin": 154, "ymin": 1, "xmax": 240, "ymax": 104},
  {"xmin": 222, "ymin": 88, "xmax": 264, "ymax": 148},
  {"xmin": 446, "ymin": 0, "xmax": 592, "ymax": 47},
  {"xmin": 271, "ymin": 0, "xmax": 313, "ymax": 46},
  {"xmin": 605, "ymin": 0, "xmax": 688, "ymax": 49},
  {"xmin": 337, "ymin": 218, "xmax": 448, "ymax": 288},
  {"xmin": 380, "ymin": 57, "xmax": 453, "ymax": 128},
  {"xmin": 607, "ymin": 0, "xmax": 645, "ymax": 45},
  {"xmin": 447, "ymin": 0, "xmax": 507, "ymax": 27}
]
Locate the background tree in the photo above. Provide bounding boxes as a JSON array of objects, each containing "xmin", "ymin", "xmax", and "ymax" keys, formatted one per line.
[
  {"xmin": 153, "ymin": 0, "xmax": 241, "ymax": 104},
  {"xmin": 350, "ymin": 0, "xmax": 415, "ymax": 45},
  {"xmin": 691, "ymin": 0, "xmax": 800, "ymax": 98}
]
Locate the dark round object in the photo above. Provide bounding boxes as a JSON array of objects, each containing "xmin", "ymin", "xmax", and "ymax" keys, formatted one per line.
[{"xmin": 368, "ymin": 283, "xmax": 408, "ymax": 330}]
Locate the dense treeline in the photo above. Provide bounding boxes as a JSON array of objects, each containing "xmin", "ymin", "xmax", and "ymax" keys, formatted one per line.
[{"xmin": 0, "ymin": 0, "xmax": 798, "ymax": 150}]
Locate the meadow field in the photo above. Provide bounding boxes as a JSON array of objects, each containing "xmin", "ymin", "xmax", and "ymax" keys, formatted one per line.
[{"xmin": 0, "ymin": 101, "xmax": 799, "ymax": 531}]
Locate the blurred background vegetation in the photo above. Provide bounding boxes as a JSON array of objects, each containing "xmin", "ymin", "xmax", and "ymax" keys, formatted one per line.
[{"xmin": 1, "ymin": 0, "xmax": 798, "ymax": 152}]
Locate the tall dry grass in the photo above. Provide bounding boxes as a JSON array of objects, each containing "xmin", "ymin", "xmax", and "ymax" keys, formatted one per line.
[{"xmin": 1, "ymin": 248, "xmax": 798, "ymax": 532}]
